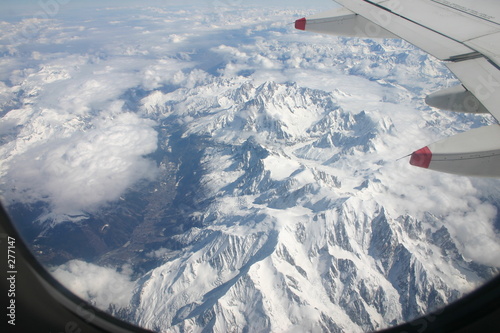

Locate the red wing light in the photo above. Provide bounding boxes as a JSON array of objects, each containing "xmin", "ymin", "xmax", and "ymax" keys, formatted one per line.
[
  {"xmin": 410, "ymin": 146, "xmax": 432, "ymax": 168},
  {"xmin": 295, "ymin": 18, "xmax": 306, "ymax": 30}
]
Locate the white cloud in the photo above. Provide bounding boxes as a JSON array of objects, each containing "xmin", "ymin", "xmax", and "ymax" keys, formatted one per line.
[
  {"xmin": 50, "ymin": 260, "xmax": 136, "ymax": 310},
  {"xmin": 374, "ymin": 160, "xmax": 500, "ymax": 267},
  {"xmin": 441, "ymin": 189, "xmax": 500, "ymax": 266},
  {"xmin": 4, "ymin": 103, "xmax": 158, "ymax": 215}
]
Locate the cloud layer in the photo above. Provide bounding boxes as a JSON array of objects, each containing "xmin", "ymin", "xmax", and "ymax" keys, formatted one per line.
[
  {"xmin": 4, "ymin": 103, "xmax": 158, "ymax": 214},
  {"xmin": 51, "ymin": 259, "xmax": 135, "ymax": 310}
]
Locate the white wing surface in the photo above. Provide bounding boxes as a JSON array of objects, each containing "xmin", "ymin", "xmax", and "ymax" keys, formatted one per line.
[{"xmin": 296, "ymin": 0, "xmax": 500, "ymax": 177}]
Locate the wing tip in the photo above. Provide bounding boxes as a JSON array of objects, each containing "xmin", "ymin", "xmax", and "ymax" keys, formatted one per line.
[
  {"xmin": 410, "ymin": 146, "xmax": 432, "ymax": 169},
  {"xmin": 295, "ymin": 18, "xmax": 306, "ymax": 30}
]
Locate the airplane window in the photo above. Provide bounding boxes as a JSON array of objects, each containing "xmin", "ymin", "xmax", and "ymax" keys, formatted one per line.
[{"xmin": 1, "ymin": 0, "xmax": 499, "ymax": 332}]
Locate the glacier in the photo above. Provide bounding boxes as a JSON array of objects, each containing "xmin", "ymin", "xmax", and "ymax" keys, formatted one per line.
[{"xmin": 0, "ymin": 3, "xmax": 499, "ymax": 333}]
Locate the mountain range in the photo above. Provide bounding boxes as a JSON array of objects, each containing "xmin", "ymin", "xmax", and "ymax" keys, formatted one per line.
[{"xmin": 1, "ymin": 4, "xmax": 499, "ymax": 332}]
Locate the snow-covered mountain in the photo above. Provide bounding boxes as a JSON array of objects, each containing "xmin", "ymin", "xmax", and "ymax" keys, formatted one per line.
[
  {"xmin": 121, "ymin": 78, "xmax": 496, "ymax": 332},
  {"xmin": 1, "ymin": 3, "xmax": 500, "ymax": 333}
]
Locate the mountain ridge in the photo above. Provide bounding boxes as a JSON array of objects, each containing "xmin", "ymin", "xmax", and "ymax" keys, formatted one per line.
[{"xmin": 1, "ymin": 6, "xmax": 499, "ymax": 332}]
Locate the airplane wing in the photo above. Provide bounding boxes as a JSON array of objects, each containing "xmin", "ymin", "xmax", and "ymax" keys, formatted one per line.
[{"xmin": 295, "ymin": 0, "xmax": 500, "ymax": 177}]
